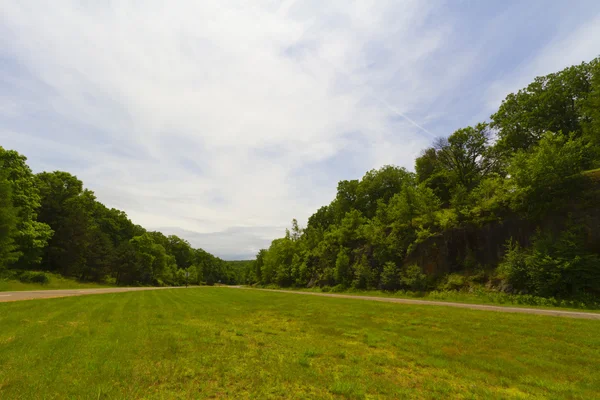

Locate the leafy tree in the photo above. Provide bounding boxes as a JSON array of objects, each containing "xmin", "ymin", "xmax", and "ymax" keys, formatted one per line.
[
  {"xmin": 581, "ymin": 60, "xmax": 600, "ymax": 160},
  {"xmin": 380, "ymin": 262, "xmax": 400, "ymax": 291},
  {"xmin": 434, "ymin": 123, "xmax": 497, "ymax": 191},
  {"xmin": 167, "ymin": 235, "xmax": 194, "ymax": 270},
  {"xmin": 0, "ymin": 147, "xmax": 53, "ymax": 267},
  {"xmin": 415, "ymin": 148, "xmax": 452, "ymax": 205},
  {"xmin": 499, "ymin": 228, "xmax": 600, "ymax": 298},
  {"xmin": 334, "ymin": 248, "xmax": 351, "ymax": 286},
  {"xmin": 508, "ymin": 132, "xmax": 595, "ymax": 215},
  {"xmin": 0, "ymin": 170, "xmax": 18, "ymax": 268},
  {"xmin": 492, "ymin": 58, "xmax": 598, "ymax": 153},
  {"xmin": 254, "ymin": 249, "xmax": 266, "ymax": 284}
]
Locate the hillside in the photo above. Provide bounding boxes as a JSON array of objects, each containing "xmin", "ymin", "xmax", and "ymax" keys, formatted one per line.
[
  {"xmin": 248, "ymin": 57, "xmax": 600, "ymax": 304},
  {"xmin": 0, "ymin": 151, "xmax": 235, "ymax": 287}
]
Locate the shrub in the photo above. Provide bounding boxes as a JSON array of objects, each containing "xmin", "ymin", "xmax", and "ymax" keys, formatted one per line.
[
  {"xmin": 440, "ymin": 273, "xmax": 466, "ymax": 291},
  {"xmin": 0, "ymin": 269, "xmax": 20, "ymax": 281},
  {"xmin": 380, "ymin": 262, "xmax": 400, "ymax": 291},
  {"xmin": 497, "ymin": 239, "xmax": 529, "ymax": 292},
  {"xmin": 331, "ymin": 284, "xmax": 346, "ymax": 293},
  {"xmin": 19, "ymin": 271, "xmax": 49, "ymax": 284},
  {"xmin": 499, "ymin": 227, "xmax": 600, "ymax": 298},
  {"xmin": 399, "ymin": 265, "xmax": 427, "ymax": 291}
]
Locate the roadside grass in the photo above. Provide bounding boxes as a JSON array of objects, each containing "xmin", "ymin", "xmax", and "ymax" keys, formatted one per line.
[
  {"xmin": 259, "ymin": 285, "xmax": 600, "ymax": 312},
  {"xmin": 0, "ymin": 272, "xmax": 112, "ymax": 292},
  {"xmin": 1, "ymin": 287, "xmax": 599, "ymax": 399}
]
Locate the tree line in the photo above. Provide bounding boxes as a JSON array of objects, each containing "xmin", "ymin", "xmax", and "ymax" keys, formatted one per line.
[
  {"xmin": 0, "ymin": 154, "xmax": 237, "ymax": 286},
  {"xmin": 248, "ymin": 57, "xmax": 600, "ymax": 300}
]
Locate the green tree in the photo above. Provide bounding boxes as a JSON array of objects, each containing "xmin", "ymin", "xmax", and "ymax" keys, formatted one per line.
[
  {"xmin": 0, "ymin": 147, "xmax": 53, "ymax": 268},
  {"xmin": 0, "ymin": 170, "xmax": 19, "ymax": 268},
  {"xmin": 508, "ymin": 132, "xmax": 595, "ymax": 215},
  {"xmin": 167, "ymin": 235, "xmax": 194, "ymax": 270},
  {"xmin": 492, "ymin": 58, "xmax": 598, "ymax": 153},
  {"xmin": 334, "ymin": 248, "xmax": 351, "ymax": 286},
  {"xmin": 581, "ymin": 60, "xmax": 600, "ymax": 157},
  {"xmin": 415, "ymin": 148, "xmax": 452, "ymax": 206},
  {"xmin": 380, "ymin": 262, "xmax": 400, "ymax": 291},
  {"xmin": 434, "ymin": 123, "xmax": 497, "ymax": 191}
]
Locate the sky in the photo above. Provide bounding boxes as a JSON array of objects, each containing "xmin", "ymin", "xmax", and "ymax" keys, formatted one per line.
[{"xmin": 1, "ymin": 1, "xmax": 599, "ymax": 259}]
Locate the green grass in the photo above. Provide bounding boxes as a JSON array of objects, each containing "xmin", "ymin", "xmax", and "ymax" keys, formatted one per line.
[
  {"xmin": 1, "ymin": 288, "xmax": 599, "ymax": 399},
  {"xmin": 0, "ymin": 272, "xmax": 112, "ymax": 292},
  {"xmin": 260, "ymin": 285, "xmax": 600, "ymax": 312}
]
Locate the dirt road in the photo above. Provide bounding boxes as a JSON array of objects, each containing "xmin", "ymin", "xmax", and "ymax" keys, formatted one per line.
[{"xmin": 0, "ymin": 287, "xmax": 179, "ymax": 302}]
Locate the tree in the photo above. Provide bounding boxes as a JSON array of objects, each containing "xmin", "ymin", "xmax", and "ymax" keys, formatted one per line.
[
  {"xmin": 434, "ymin": 123, "xmax": 497, "ymax": 191},
  {"xmin": 254, "ymin": 249, "xmax": 266, "ymax": 284},
  {"xmin": 415, "ymin": 148, "xmax": 452, "ymax": 205},
  {"xmin": 167, "ymin": 235, "xmax": 194, "ymax": 270},
  {"xmin": 380, "ymin": 262, "xmax": 400, "ymax": 291},
  {"xmin": 0, "ymin": 147, "xmax": 53, "ymax": 268},
  {"xmin": 53, "ymin": 189, "xmax": 98, "ymax": 278},
  {"xmin": 508, "ymin": 132, "xmax": 595, "ymax": 216},
  {"xmin": 0, "ymin": 170, "xmax": 18, "ymax": 268},
  {"xmin": 36, "ymin": 172, "xmax": 86, "ymax": 274},
  {"xmin": 581, "ymin": 59, "xmax": 600, "ymax": 153},
  {"xmin": 334, "ymin": 248, "xmax": 351, "ymax": 286},
  {"xmin": 129, "ymin": 233, "xmax": 171, "ymax": 285},
  {"xmin": 356, "ymin": 166, "xmax": 411, "ymax": 218},
  {"xmin": 492, "ymin": 58, "xmax": 598, "ymax": 153}
]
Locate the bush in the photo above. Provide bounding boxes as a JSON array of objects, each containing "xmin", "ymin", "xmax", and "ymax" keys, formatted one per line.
[
  {"xmin": 331, "ymin": 284, "xmax": 347, "ymax": 293},
  {"xmin": 497, "ymin": 239, "xmax": 529, "ymax": 292},
  {"xmin": 399, "ymin": 265, "xmax": 427, "ymax": 291},
  {"xmin": 0, "ymin": 269, "xmax": 20, "ymax": 281},
  {"xmin": 380, "ymin": 262, "xmax": 400, "ymax": 291},
  {"xmin": 18, "ymin": 271, "xmax": 49, "ymax": 284},
  {"xmin": 439, "ymin": 273, "xmax": 466, "ymax": 291},
  {"xmin": 499, "ymin": 227, "xmax": 600, "ymax": 298}
]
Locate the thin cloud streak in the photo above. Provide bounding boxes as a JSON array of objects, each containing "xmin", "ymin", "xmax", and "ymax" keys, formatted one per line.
[{"xmin": 1, "ymin": 1, "xmax": 599, "ymax": 259}]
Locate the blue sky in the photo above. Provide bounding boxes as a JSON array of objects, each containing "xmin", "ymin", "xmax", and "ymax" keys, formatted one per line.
[{"xmin": 1, "ymin": 0, "xmax": 599, "ymax": 259}]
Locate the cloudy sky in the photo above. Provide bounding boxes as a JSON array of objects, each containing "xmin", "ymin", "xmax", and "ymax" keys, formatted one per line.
[{"xmin": 1, "ymin": 1, "xmax": 599, "ymax": 259}]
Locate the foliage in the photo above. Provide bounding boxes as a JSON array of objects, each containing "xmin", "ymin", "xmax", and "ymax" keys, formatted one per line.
[
  {"xmin": 0, "ymin": 271, "xmax": 111, "ymax": 292},
  {"xmin": 507, "ymin": 132, "xmax": 595, "ymax": 216},
  {"xmin": 0, "ymin": 170, "xmax": 18, "ymax": 268},
  {"xmin": 491, "ymin": 58, "xmax": 598, "ymax": 153},
  {"xmin": 255, "ymin": 57, "xmax": 600, "ymax": 302},
  {"xmin": 0, "ymin": 150, "xmax": 230, "ymax": 287},
  {"xmin": 499, "ymin": 226, "xmax": 600, "ymax": 298},
  {"xmin": 440, "ymin": 273, "xmax": 466, "ymax": 291},
  {"xmin": 18, "ymin": 271, "xmax": 49, "ymax": 284},
  {"xmin": 0, "ymin": 147, "xmax": 53, "ymax": 268},
  {"xmin": 399, "ymin": 264, "xmax": 427, "ymax": 291},
  {"xmin": 380, "ymin": 262, "xmax": 400, "ymax": 291}
]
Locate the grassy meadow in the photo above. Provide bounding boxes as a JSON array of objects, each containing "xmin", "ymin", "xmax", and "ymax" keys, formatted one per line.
[{"xmin": 0, "ymin": 288, "xmax": 599, "ymax": 399}]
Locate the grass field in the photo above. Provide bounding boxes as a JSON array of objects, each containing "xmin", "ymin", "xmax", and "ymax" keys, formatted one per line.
[
  {"xmin": 1, "ymin": 288, "xmax": 599, "ymax": 399},
  {"xmin": 0, "ymin": 272, "xmax": 112, "ymax": 292}
]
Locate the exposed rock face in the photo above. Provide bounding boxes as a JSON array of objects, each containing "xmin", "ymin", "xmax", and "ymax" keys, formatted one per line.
[{"xmin": 404, "ymin": 206, "xmax": 600, "ymax": 277}]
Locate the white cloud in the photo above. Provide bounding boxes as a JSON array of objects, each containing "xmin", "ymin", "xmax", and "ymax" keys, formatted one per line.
[{"xmin": 2, "ymin": 1, "xmax": 599, "ymax": 259}]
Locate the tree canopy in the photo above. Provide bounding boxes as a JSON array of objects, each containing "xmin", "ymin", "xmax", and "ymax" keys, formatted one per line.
[
  {"xmin": 0, "ymin": 150, "xmax": 233, "ymax": 286},
  {"xmin": 250, "ymin": 57, "xmax": 600, "ymax": 300}
]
